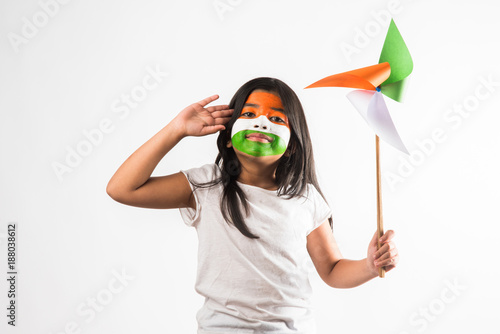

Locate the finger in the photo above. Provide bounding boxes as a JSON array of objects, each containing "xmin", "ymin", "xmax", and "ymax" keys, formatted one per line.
[
  {"xmin": 374, "ymin": 251, "xmax": 391, "ymax": 262},
  {"xmin": 197, "ymin": 94, "xmax": 219, "ymax": 107},
  {"xmin": 214, "ymin": 116, "xmax": 232, "ymax": 125},
  {"xmin": 379, "ymin": 230, "xmax": 395, "ymax": 244},
  {"xmin": 200, "ymin": 124, "xmax": 226, "ymax": 135},
  {"xmin": 211, "ymin": 109, "xmax": 234, "ymax": 119},
  {"xmin": 373, "ymin": 243, "xmax": 391, "ymax": 259},
  {"xmin": 375, "ymin": 254, "xmax": 398, "ymax": 268},
  {"xmin": 380, "ymin": 253, "xmax": 399, "ymax": 272},
  {"xmin": 382, "ymin": 263, "xmax": 394, "ymax": 272},
  {"xmin": 375, "ymin": 255, "xmax": 394, "ymax": 267},
  {"xmin": 206, "ymin": 104, "xmax": 230, "ymax": 113}
]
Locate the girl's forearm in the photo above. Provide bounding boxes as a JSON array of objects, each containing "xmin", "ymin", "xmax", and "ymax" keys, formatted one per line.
[
  {"xmin": 107, "ymin": 119, "xmax": 185, "ymax": 193},
  {"xmin": 326, "ymin": 258, "xmax": 378, "ymax": 288}
]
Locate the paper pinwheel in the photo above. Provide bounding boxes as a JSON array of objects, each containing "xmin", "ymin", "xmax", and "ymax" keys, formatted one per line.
[{"xmin": 305, "ymin": 19, "xmax": 413, "ymax": 277}]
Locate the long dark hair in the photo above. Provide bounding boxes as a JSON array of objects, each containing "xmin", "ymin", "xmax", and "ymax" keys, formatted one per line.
[{"xmin": 188, "ymin": 77, "xmax": 333, "ymax": 239}]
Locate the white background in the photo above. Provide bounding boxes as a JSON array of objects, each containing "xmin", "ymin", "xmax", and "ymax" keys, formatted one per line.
[{"xmin": 1, "ymin": 0, "xmax": 499, "ymax": 333}]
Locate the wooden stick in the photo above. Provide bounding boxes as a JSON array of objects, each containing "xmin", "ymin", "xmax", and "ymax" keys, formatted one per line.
[{"xmin": 376, "ymin": 135, "xmax": 385, "ymax": 278}]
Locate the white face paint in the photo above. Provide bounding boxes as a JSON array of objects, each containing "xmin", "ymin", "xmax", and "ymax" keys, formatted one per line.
[{"xmin": 231, "ymin": 115, "xmax": 291, "ymax": 145}]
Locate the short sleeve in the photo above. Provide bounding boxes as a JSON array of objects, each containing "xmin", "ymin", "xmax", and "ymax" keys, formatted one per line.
[
  {"xmin": 178, "ymin": 163, "xmax": 220, "ymax": 227},
  {"xmin": 305, "ymin": 184, "xmax": 333, "ymax": 235}
]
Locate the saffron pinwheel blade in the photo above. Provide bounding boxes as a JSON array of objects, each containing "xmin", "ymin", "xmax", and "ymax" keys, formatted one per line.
[
  {"xmin": 347, "ymin": 90, "xmax": 409, "ymax": 154},
  {"xmin": 304, "ymin": 63, "xmax": 391, "ymax": 90}
]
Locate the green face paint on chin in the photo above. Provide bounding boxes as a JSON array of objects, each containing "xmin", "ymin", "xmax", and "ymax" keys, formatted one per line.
[{"xmin": 231, "ymin": 130, "xmax": 288, "ymax": 157}]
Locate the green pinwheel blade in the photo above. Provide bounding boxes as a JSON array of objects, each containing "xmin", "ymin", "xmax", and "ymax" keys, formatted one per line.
[{"xmin": 379, "ymin": 19, "xmax": 413, "ymax": 99}]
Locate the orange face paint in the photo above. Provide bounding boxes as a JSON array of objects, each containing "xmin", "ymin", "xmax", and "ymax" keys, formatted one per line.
[{"xmin": 238, "ymin": 91, "xmax": 289, "ymax": 129}]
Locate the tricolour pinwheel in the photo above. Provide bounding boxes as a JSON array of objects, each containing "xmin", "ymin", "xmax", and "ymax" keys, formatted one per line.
[{"xmin": 305, "ymin": 18, "xmax": 413, "ymax": 277}]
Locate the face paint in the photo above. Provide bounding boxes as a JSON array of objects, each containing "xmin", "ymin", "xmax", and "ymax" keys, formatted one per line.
[{"xmin": 231, "ymin": 91, "xmax": 290, "ymax": 157}]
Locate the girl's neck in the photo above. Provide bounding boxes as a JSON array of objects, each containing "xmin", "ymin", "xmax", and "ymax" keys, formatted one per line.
[{"xmin": 237, "ymin": 158, "xmax": 279, "ymax": 191}]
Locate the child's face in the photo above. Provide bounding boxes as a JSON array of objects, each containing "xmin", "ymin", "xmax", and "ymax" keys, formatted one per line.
[{"xmin": 230, "ymin": 90, "xmax": 290, "ymax": 157}]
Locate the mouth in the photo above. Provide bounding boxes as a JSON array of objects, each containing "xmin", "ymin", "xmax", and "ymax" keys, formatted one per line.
[{"xmin": 245, "ymin": 132, "xmax": 273, "ymax": 143}]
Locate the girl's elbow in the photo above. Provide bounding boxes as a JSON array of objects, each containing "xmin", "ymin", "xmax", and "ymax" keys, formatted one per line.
[{"xmin": 106, "ymin": 182, "xmax": 126, "ymax": 202}]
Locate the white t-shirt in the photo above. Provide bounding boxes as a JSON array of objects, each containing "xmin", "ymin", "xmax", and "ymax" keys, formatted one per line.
[{"xmin": 179, "ymin": 163, "xmax": 333, "ymax": 334}]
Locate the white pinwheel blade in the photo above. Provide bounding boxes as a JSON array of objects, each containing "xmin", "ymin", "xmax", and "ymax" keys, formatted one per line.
[
  {"xmin": 346, "ymin": 89, "xmax": 374, "ymax": 124},
  {"xmin": 347, "ymin": 90, "xmax": 409, "ymax": 154}
]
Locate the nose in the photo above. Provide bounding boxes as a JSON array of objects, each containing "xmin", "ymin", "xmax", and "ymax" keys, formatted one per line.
[{"xmin": 253, "ymin": 116, "xmax": 268, "ymax": 130}]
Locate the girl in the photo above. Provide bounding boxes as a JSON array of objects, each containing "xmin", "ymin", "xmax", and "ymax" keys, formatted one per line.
[{"xmin": 106, "ymin": 77, "xmax": 399, "ymax": 334}]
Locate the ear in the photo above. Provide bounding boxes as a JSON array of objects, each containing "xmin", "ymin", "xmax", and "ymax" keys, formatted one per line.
[{"xmin": 226, "ymin": 140, "xmax": 232, "ymax": 148}]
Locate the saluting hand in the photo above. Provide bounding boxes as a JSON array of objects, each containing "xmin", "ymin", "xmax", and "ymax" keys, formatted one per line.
[{"xmin": 173, "ymin": 94, "xmax": 234, "ymax": 137}]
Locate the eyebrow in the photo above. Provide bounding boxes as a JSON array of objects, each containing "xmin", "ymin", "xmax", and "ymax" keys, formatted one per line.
[{"xmin": 243, "ymin": 103, "xmax": 285, "ymax": 113}]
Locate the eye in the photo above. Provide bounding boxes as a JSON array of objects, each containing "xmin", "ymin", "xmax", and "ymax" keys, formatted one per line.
[
  {"xmin": 270, "ymin": 116, "xmax": 285, "ymax": 123},
  {"xmin": 241, "ymin": 111, "xmax": 255, "ymax": 117}
]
